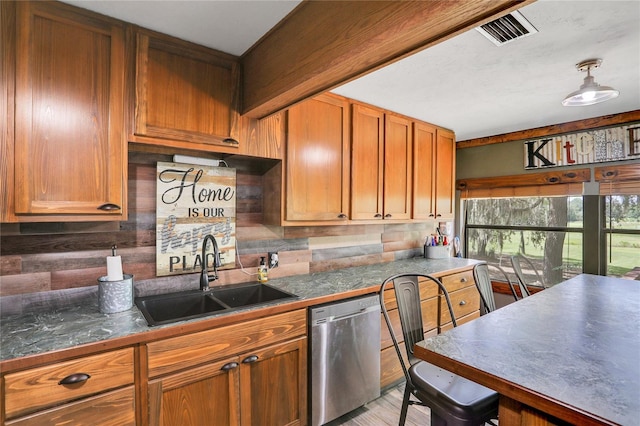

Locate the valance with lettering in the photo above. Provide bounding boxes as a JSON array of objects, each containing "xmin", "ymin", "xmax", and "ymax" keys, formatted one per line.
[{"xmin": 524, "ymin": 125, "xmax": 639, "ymax": 169}]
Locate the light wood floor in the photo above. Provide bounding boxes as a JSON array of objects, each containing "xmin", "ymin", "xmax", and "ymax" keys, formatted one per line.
[{"xmin": 325, "ymin": 383, "xmax": 431, "ymax": 426}]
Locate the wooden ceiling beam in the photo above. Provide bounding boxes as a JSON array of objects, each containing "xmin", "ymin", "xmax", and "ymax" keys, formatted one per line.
[
  {"xmin": 457, "ymin": 110, "xmax": 640, "ymax": 149},
  {"xmin": 241, "ymin": 0, "xmax": 532, "ymax": 118}
]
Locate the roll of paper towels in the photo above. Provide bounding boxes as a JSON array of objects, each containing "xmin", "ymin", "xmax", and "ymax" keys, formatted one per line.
[{"xmin": 106, "ymin": 255, "xmax": 124, "ymax": 281}]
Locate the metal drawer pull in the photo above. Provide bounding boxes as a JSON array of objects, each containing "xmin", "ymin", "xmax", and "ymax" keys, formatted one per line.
[
  {"xmin": 460, "ymin": 277, "xmax": 468, "ymax": 283},
  {"xmin": 220, "ymin": 362, "xmax": 239, "ymax": 371},
  {"xmin": 242, "ymin": 355, "xmax": 259, "ymax": 364},
  {"xmin": 459, "ymin": 300, "xmax": 466, "ymax": 306},
  {"xmin": 97, "ymin": 203, "xmax": 121, "ymax": 211},
  {"xmin": 338, "ymin": 213, "xmax": 347, "ymax": 219},
  {"xmin": 58, "ymin": 373, "xmax": 91, "ymax": 385}
]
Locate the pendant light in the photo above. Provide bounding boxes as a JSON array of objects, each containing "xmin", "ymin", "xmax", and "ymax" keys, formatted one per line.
[{"xmin": 562, "ymin": 59, "xmax": 619, "ymax": 107}]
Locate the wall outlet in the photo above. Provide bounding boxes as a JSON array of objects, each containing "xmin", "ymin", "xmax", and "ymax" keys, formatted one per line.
[{"xmin": 268, "ymin": 252, "xmax": 279, "ymax": 269}]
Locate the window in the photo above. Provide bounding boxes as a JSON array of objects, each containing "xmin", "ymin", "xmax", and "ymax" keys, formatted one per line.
[
  {"xmin": 604, "ymin": 194, "xmax": 640, "ymax": 278},
  {"xmin": 464, "ymin": 196, "xmax": 583, "ymax": 286},
  {"xmin": 460, "ymin": 163, "xmax": 640, "ymax": 284}
]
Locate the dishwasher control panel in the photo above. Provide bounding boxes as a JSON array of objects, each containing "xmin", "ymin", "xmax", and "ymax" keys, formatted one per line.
[{"xmin": 309, "ymin": 294, "xmax": 380, "ymax": 326}]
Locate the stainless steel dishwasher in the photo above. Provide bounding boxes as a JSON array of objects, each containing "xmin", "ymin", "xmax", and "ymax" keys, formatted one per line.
[{"xmin": 309, "ymin": 294, "xmax": 381, "ymax": 426}]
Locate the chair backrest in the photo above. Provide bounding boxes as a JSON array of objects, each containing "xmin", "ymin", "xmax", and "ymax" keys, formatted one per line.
[
  {"xmin": 473, "ymin": 263, "xmax": 523, "ymax": 312},
  {"xmin": 380, "ymin": 273, "xmax": 457, "ymax": 377},
  {"xmin": 473, "ymin": 263, "xmax": 497, "ymax": 313},
  {"xmin": 510, "ymin": 255, "xmax": 538, "ymax": 296}
]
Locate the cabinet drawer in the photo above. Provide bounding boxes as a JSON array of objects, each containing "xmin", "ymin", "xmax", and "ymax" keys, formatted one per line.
[
  {"xmin": 147, "ymin": 309, "xmax": 307, "ymax": 377},
  {"xmin": 439, "ymin": 285, "xmax": 480, "ymax": 324},
  {"xmin": 4, "ymin": 348, "xmax": 134, "ymax": 419},
  {"xmin": 5, "ymin": 386, "xmax": 135, "ymax": 426},
  {"xmin": 441, "ymin": 269, "xmax": 475, "ymax": 292}
]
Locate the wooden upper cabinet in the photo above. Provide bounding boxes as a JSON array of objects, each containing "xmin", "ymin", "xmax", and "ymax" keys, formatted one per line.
[
  {"xmin": 413, "ymin": 122, "xmax": 436, "ymax": 219},
  {"xmin": 383, "ymin": 113, "xmax": 412, "ymax": 220},
  {"xmin": 413, "ymin": 123, "xmax": 455, "ymax": 220},
  {"xmin": 133, "ymin": 29, "xmax": 241, "ymax": 150},
  {"xmin": 11, "ymin": 1, "xmax": 126, "ymax": 219},
  {"xmin": 351, "ymin": 103, "xmax": 384, "ymax": 220},
  {"xmin": 434, "ymin": 128, "xmax": 455, "ymax": 219},
  {"xmin": 285, "ymin": 93, "xmax": 350, "ymax": 222}
]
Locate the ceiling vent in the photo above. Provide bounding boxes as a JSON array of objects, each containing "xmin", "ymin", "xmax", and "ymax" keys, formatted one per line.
[{"xmin": 476, "ymin": 11, "xmax": 538, "ymax": 46}]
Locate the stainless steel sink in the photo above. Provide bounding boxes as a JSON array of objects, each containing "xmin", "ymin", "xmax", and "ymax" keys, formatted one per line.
[{"xmin": 135, "ymin": 283, "xmax": 297, "ymax": 326}]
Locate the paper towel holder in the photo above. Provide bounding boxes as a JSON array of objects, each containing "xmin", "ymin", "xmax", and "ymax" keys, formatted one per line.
[{"xmin": 98, "ymin": 274, "xmax": 134, "ymax": 314}]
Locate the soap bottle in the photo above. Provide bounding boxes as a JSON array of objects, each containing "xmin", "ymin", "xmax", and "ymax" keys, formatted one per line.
[{"xmin": 258, "ymin": 256, "xmax": 268, "ymax": 283}]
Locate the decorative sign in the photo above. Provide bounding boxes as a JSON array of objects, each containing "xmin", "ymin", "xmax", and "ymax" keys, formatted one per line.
[
  {"xmin": 156, "ymin": 161, "xmax": 236, "ymax": 277},
  {"xmin": 524, "ymin": 125, "xmax": 639, "ymax": 169}
]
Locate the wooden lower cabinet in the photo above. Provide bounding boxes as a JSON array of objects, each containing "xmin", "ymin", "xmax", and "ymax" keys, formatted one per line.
[
  {"xmin": 149, "ymin": 357, "xmax": 241, "ymax": 425},
  {"xmin": 5, "ymin": 387, "xmax": 135, "ymax": 426},
  {"xmin": 239, "ymin": 338, "xmax": 307, "ymax": 426},
  {"xmin": 379, "ymin": 267, "xmax": 480, "ymax": 388},
  {"xmin": 148, "ymin": 338, "xmax": 307, "ymax": 426},
  {"xmin": 144, "ymin": 309, "xmax": 308, "ymax": 426},
  {"xmin": 2, "ymin": 348, "xmax": 135, "ymax": 425}
]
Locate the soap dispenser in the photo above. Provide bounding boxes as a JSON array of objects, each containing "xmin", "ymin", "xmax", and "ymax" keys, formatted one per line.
[{"xmin": 258, "ymin": 256, "xmax": 268, "ymax": 283}]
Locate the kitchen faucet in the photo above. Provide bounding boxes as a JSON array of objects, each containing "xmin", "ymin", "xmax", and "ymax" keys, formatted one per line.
[{"xmin": 200, "ymin": 234, "xmax": 221, "ymax": 291}]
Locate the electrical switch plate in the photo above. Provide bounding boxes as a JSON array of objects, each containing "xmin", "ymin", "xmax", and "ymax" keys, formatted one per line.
[{"xmin": 268, "ymin": 252, "xmax": 278, "ymax": 269}]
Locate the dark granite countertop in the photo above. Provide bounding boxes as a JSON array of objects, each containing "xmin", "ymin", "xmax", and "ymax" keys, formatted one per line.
[
  {"xmin": 1, "ymin": 257, "xmax": 479, "ymax": 363},
  {"xmin": 415, "ymin": 274, "xmax": 640, "ymax": 425}
]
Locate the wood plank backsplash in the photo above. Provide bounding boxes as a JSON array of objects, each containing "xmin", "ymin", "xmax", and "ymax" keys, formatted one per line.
[{"xmin": 0, "ymin": 155, "xmax": 434, "ymax": 299}]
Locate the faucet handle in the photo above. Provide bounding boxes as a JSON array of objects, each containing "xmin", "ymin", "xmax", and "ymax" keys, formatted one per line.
[{"xmin": 200, "ymin": 269, "xmax": 210, "ymax": 291}]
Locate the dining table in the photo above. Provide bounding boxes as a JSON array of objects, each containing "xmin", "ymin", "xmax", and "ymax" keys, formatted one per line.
[{"xmin": 414, "ymin": 273, "xmax": 640, "ymax": 425}]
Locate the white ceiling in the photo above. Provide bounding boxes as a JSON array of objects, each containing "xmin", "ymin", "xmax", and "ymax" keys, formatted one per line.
[{"xmin": 64, "ymin": 0, "xmax": 640, "ymax": 142}]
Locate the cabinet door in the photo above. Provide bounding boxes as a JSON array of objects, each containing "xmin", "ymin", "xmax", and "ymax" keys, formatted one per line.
[
  {"xmin": 286, "ymin": 93, "xmax": 350, "ymax": 221},
  {"xmin": 412, "ymin": 122, "xmax": 436, "ymax": 219},
  {"xmin": 135, "ymin": 30, "xmax": 241, "ymax": 148},
  {"xmin": 434, "ymin": 128, "xmax": 456, "ymax": 219},
  {"xmin": 13, "ymin": 1, "xmax": 126, "ymax": 217},
  {"xmin": 239, "ymin": 338, "xmax": 307, "ymax": 426},
  {"xmin": 383, "ymin": 113, "xmax": 412, "ymax": 220},
  {"xmin": 351, "ymin": 104, "xmax": 384, "ymax": 220},
  {"xmin": 149, "ymin": 358, "xmax": 240, "ymax": 426}
]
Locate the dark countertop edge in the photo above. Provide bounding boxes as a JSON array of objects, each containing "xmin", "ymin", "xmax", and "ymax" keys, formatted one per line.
[{"xmin": 1, "ymin": 257, "xmax": 481, "ymax": 371}]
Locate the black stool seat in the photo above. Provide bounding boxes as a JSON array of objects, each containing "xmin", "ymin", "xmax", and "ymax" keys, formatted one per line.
[{"xmin": 410, "ymin": 362, "xmax": 498, "ymax": 426}]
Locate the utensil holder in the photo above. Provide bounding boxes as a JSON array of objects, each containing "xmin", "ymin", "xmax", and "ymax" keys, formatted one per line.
[
  {"xmin": 98, "ymin": 274, "xmax": 133, "ymax": 314},
  {"xmin": 424, "ymin": 245, "xmax": 450, "ymax": 259}
]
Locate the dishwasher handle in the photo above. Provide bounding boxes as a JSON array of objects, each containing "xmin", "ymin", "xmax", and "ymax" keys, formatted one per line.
[{"xmin": 313, "ymin": 304, "xmax": 379, "ymax": 325}]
